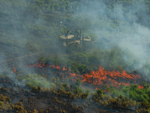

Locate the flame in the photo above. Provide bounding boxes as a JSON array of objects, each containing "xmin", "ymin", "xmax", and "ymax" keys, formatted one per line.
[
  {"xmin": 63, "ymin": 66, "xmax": 66, "ymax": 71},
  {"xmin": 56, "ymin": 64, "xmax": 60, "ymax": 70},
  {"xmin": 42, "ymin": 63, "xmax": 46, "ymax": 67},
  {"xmin": 82, "ymin": 66, "xmax": 141, "ymax": 87},
  {"xmin": 11, "ymin": 68, "xmax": 16, "ymax": 73},
  {"xmin": 138, "ymin": 85, "xmax": 144, "ymax": 89},
  {"xmin": 14, "ymin": 68, "xmax": 16, "ymax": 73},
  {"xmin": 27, "ymin": 63, "xmax": 144, "ymax": 89}
]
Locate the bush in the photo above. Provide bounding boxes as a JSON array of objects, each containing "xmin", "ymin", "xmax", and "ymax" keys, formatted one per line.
[
  {"xmin": 75, "ymin": 86, "xmax": 82, "ymax": 94},
  {"xmin": 76, "ymin": 78, "xmax": 81, "ymax": 86},
  {"xmin": 81, "ymin": 93, "xmax": 89, "ymax": 99},
  {"xmin": 85, "ymin": 89, "xmax": 90, "ymax": 94},
  {"xmin": 97, "ymin": 89, "xmax": 103, "ymax": 96},
  {"xmin": 0, "ymin": 101, "xmax": 4, "ymax": 106}
]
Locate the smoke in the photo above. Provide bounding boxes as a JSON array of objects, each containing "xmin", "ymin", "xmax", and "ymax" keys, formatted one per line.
[
  {"xmin": 1, "ymin": 2, "xmax": 150, "ymax": 113},
  {"xmin": 68, "ymin": 0, "xmax": 150, "ymax": 77},
  {"xmin": 0, "ymin": 0, "xmax": 150, "ymax": 90},
  {"xmin": 0, "ymin": 53, "xmax": 8, "ymax": 72}
]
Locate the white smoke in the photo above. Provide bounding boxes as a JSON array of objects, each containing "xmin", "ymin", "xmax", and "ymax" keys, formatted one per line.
[{"xmin": 69, "ymin": 0, "xmax": 150, "ymax": 77}]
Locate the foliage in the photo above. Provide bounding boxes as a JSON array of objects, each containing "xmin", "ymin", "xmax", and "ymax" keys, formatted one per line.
[
  {"xmin": 75, "ymin": 86, "xmax": 82, "ymax": 94},
  {"xmin": 1, "ymin": 0, "xmax": 150, "ymax": 53},
  {"xmin": 39, "ymin": 45, "xmax": 147, "ymax": 75},
  {"xmin": 20, "ymin": 74, "xmax": 54, "ymax": 88},
  {"xmin": 1, "ymin": 0, "xmax": 150, "ymax": 112},
  {"xmin": 75, "ymin": 78, "xmax": 81, "ymax": 86},
  {"xmin": 0, "ymin": 101, "xmax": 3, "ymax": 106},
  {"xmin": 96, "ymin": 89, "xmax": 103, "ymax": 96}
]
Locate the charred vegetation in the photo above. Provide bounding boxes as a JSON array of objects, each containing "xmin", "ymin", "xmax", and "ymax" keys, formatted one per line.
[{"xmin": 1, "ymin": 0, "xmax": 150, "ymax": 113}]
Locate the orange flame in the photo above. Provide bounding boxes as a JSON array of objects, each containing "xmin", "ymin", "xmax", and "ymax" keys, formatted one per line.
[
  {"xmin": 82, "ymin": 66, "xmax": 141, "ymax": 87},
  {"xmin": 27, "ymin": 63, "xmax": 144, "ymax": 90},
  {"xmin": 138, "ymin": 85, "xmax": 144, "ymax": 89},
  {"xmin": 63, "ymin": 66, "xmax": 66, "ymax": 71},
  {"xmin": 42, "ymin": 63, "xmax": 46, "ymax": 67},
  {"xmin": 11, "ymin": 68, "xmax": 16, "ymax": 73},
  {"xmin": 56, "ymin": 64, "xmax": 60, "ymax": 70},
  {"xmin": 14, "ymin": 69, "xmax": 16, "ymax": 73}
]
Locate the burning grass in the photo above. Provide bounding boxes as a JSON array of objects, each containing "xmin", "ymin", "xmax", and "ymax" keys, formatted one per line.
[
  {"xmin": 0, "ymin": 63, "xmax": 149, "ymax": 113},
  {"xmin": 26, "ymin": 61, "xmax": 144, "ymax": 90},
  {"xmin": 0, "ymin": 48, "xmax": 150, "ymax": 112},
  {"xmin": 0, "ymin": 72, "xmax": 150, "ymax": 113}
]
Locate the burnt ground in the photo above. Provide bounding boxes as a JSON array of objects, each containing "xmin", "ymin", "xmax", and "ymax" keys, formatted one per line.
[
  {"xmin": 0, "ymin": 74, "xmax": 137, "ymax": 113},
  {"xmin": 0, "ymin": 42, "xmax": 146, "ymax": 113}
]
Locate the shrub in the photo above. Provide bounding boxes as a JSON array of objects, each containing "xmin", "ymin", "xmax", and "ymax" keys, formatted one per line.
[
  {"xmin": 96, "ymin": 89, "xmax": 103, "ymax": 96},
  {"xmin": 0, "ymin": 101, "xmax": 4, "ymax": 106},
  {"xmin": 32, "ymin": 109, "xmax": 38, "ymax": 113},
  {"xmin": 51, "ymin": 77, "xmax": 56, "ymax": 83},
  {"xmin": 62, "ymin": 83, "xmax": 68, "ymax": 88},
  {"xmin": 76, "ymin": 78, "xmax": 81, "ymax": 86},
  {"xmin": 75, "ymin": 86, "xmax": 82, "ymax": 94},
  {"xmin": 85, "ymin": 89, "xmax": 90, "ymax": 94},
  {"xmin": 81, "ymin": 93, "xmax": 89, "ymax": 99}
]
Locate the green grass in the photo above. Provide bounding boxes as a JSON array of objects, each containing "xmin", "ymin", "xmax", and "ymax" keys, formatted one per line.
[{"xmin": 20, "ymin": 74, "xmax": 55, "ymax": 88}]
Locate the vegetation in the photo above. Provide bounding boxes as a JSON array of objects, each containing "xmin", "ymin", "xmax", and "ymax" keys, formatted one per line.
[
  {"xmin": 0, "ymin": 0, "xmax": 150, "ymax": 51},
  {"xmin": 1, "ymin": 0, "xmax": 150, "ymax": 112},
  {"xmin": 37, "ymin": 47, "xmax": 150, "ymax": 75},
  {"xmin": 1, "ymin": 72, "xmax": 150, "ymax": 112}
]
